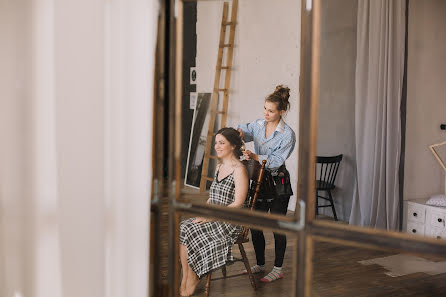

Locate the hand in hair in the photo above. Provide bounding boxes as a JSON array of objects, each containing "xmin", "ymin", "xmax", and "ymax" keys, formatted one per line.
[
  {"xmin": 243, "ymin": 150, "xmax": 259, "ymax": 162},
  {"xmin": 237, "ymin": 128, "xmax": 245, "ymax": 139}
]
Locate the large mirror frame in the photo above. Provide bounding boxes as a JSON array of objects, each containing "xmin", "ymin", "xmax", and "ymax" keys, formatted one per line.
[{"xmin": 149, "ymin": 0, "xmax": 446, "ymax": 296}]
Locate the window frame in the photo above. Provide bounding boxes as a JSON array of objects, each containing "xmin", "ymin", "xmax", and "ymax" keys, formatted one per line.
[{"xmin": 151, "ymin": 1, "xmax": 446, "ymax": 297}]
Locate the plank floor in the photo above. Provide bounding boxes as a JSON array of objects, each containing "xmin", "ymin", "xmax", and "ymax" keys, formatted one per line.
[
  {"xmin": 162, "ymin": 187, "xmax": 446, "ymax": 296},
  {"xmin": 189, "ymin": 231, "xmax": 446, "ymax": 297}
]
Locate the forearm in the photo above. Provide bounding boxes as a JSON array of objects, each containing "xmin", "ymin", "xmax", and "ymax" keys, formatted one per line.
[
  {"xmin": 227, "ymin": 202, "xmax": 244, "ymax": 208},
  {"xmin": 258, "ymin": 154, "xmax": 285, "ymax": 169}
]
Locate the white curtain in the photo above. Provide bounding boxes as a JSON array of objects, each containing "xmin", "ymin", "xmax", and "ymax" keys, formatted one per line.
[
  {"xmin": 0, "ymin": 0, "xmax": 158, "ymax": 296},
  {"xmin": 350, "ymin": 0, "xmax": 406, "ymax": 230}
]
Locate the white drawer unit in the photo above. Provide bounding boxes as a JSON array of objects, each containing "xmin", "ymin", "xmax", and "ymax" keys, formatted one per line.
[
  {"xmin": 405, "ymin": 199, "xmax": 446, "ymax": 240},
  {"xmin": 425, "ymin": 226, "xmax": 446, "ymax": 240},
  {"xmin": 406, "ymin": 221, "xmax": 425, "ymax": 236},
  {"xmin": 426, "ymin": 209, "xmax": 445, "ymax": 228},
  {"xmin": 407, "ymin": 202, "xmax": 426, "ymax": 224}
]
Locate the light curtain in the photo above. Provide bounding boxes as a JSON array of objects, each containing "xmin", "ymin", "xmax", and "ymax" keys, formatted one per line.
[
  {"xmin": 350, "ymin": 0, "xmax": 406, "ymax": 230},
  {"xmin": 0, "ymin": 0, "xmax": 157, "ymax": 296}
]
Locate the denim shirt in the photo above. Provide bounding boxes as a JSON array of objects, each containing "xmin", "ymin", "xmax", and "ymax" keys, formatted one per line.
[{"xmin": 237, "ymin": 119, "xmax": 296, "ymax": 170}]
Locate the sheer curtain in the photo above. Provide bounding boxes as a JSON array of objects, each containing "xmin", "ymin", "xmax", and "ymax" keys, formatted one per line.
[
  {"xmin": 349, "ymin": 0, "xmax": 406, "ymax": 230},
  {"xmin": 0, "ymin": 1, "xmax": 157, "ymax": 296}
]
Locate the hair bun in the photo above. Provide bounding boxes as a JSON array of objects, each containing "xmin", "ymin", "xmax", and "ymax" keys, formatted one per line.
[
  {"xmin": 266, "ymin": 84, "xmax": 291, "ymax": 112},
  {"xmin": 274, "ymin": 85, "xmax": 290, "ymax": 102}
]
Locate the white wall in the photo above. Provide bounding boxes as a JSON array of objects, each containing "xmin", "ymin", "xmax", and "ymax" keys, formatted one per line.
[
  {"xmin": 196, "ymin": 0, "xmax": 301, "ymax": 210},
  {"xmin": 317, "ymin": 0, "xmax": 357, "ymax": 221},
  {"xmin": 404, "ymin": 0, "xmax": 446, "ymax": 200}
]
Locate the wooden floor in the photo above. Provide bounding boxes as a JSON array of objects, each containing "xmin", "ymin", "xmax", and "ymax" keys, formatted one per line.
[
  {"xmin": 162, "ymin": 187, "xmax": 446, "ymax": 296},
  {"xmin": 186, "ymin": 231, "xmax": 446, "ymax": 297}
]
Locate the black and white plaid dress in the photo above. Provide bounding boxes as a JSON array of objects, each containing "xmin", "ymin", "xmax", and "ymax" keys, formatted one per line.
[{"xmin": 179, "ymin": 169, "xmax": 242, "ymax": 278}]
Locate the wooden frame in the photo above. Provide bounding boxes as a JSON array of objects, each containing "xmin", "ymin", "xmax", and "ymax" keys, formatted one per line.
[
  {"xmin": 149, "ymin": 1, "xmax": 446, "ymax": 297},
  {"xmin": 429, "ymin": 141, "xmax": 446, "ymax": 194}
]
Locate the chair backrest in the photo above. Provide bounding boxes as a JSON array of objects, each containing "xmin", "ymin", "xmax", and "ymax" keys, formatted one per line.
[
  {"xmin": 238, "ymin": 159, "xmax": 267, "ymax": 240},
  {"xmin": 242, "ymin": 159, "xmax": 267, "ymax": 210},
  {"xmin": 316, "ymin": 154, "xmax": 343, "ymax": 188}
]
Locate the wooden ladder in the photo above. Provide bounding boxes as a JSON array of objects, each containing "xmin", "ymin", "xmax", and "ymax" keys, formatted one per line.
[{"xmin": 199, "ymin": 0, "xmax": 238, "ymax": 192}]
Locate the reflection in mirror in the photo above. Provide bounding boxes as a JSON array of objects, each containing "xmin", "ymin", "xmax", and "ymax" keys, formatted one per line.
[
  {"xmin": 178, "ymin": 216, "xmax": 296, "ymax": 297},
  {"xmin": 185, "ymin": 92, "xmax": 214, "ymax": 189},
  {"xmin": 402, "ymin": 0, "xmax": 446, "ymax": 239},
  {"xmin": 179, "ymin": 0, "xmax": 300, "ymax": 221},
  {"xmin": 316, "ymin": 0, "xmax": 446, "ymax": 237},
  {"xmin": 312, "ymin": 239, "xmax": 446, "ymax": 296},
  {"xmin": 316, "ymin": 0, "xmax": 359, "ymax": 224}
]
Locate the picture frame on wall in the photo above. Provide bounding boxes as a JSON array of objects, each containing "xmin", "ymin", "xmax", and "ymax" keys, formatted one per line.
[{"xmin": 184, "ymin": 93, "xmax": 217, "ymax": 189}]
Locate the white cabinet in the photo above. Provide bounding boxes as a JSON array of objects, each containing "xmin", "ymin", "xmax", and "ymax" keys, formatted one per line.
[{"xmin": 405, "ymin": 199, "xmax": 446, "ymax": 239}]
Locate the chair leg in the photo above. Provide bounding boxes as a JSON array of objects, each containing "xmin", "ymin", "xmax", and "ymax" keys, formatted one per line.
[
  {"xmin": 315, "ymin": 190, "xmax": 319, "ymax": 216},
  {"xmin": 221, "ymin": 266, "xmax": 227, "ymax": 278},
  {"xmin": 327, "ymin": 190, "xmax": 338, "ymax": 221},
  {"xmin": 238, "ymin": 243, "xmax": 257, "ymax": 290},
  {"xmin": 204, "ymin": 272, "xmax": 212, "ymax": 297}
]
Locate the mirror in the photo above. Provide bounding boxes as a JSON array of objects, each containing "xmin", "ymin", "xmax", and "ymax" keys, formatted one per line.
[
  {"xmin": 316, "ymin": 0, "xmax": 446, "ymax": 238},
  {"xmin": 316, "ymin": 0, "xmax": 358, "ymax": 223},
  {"xmin": 184, "ymin": 92, "xmax": 214, "ymax": 189},
  {"xmin": 179, "ymin": 0, "xmax": 300, "ymax": 220},
  {"xmin": 169, "ymin": 1, "xmax": 446, "ymax": 296}
]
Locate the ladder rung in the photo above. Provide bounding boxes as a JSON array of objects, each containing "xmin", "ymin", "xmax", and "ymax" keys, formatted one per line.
[
  {"xmin": 216, "ymin": 110, "xmax": 226, "ymax": 114},
  {"xmin": 207, "ymin": 132, "xmax": 216, "ymax": 137},
  {"xmin": 214, "ymin": 88, "xmax": 228, "ymax": 92},
  {"xmin": 205, "ymin": 154, "xmax": 218, "ymax": 160},
  {"xmin": 217, "ymin": 66, "xmax": 231, "ymax": 70},
  {"xmin": 222, "ymin": 22, "xmax": 235, "ymax": 26},
  {"xmin": 219, "ymin": 44, "xmax": 233, "ymax": 48},
  {"xmin": 202, "ymin": 176, "xmax": 214, "ymax": 182}
]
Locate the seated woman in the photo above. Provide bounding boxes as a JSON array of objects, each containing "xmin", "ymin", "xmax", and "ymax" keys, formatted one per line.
[{"xmin": 179, "ymin": 127, "xmax": 249, "ymax": 297}]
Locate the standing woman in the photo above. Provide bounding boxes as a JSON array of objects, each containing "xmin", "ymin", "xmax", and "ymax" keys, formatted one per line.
[
  {"xmin": 237, "ymin": 85, "xmax": 296, "ymax": 283},
  {"xmin": 179, "ymin": 128, "xmax": 248, "ymax": 296}
]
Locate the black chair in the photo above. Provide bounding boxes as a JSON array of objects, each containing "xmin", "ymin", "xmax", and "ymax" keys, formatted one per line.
[{"xmin": 315, "ymin": 154, "xmax": 343, "ymax": 221}]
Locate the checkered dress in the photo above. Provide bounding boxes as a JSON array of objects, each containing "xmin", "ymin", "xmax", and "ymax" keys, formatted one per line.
[{"xmin": 179, "ymin": 170, "xmax": 242, "ymax": 278}]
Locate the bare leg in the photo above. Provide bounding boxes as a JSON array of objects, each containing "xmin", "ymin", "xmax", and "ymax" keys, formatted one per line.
[
  {"xmin": 179, "ymin": 244, "xmax": 189, "ymax": 296},
  {"xmin": 184, "ymin": 267, "xmax": 200, "ymax": 296}
]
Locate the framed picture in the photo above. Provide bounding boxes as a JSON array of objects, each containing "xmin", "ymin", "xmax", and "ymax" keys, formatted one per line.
[{"xmin": 184, "ymin": 93, "xmax": 218, "ymax": 189}]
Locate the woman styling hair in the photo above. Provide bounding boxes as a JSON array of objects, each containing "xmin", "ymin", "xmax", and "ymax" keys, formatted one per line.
[{"xmin": 237, "ymin": 85, "xmax": 296, "ymax": 283}]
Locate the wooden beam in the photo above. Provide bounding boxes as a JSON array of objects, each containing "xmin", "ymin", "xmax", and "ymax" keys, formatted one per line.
[{"xmin": 295, "ymin": 0, "xmax": 321, "ymax": 296}]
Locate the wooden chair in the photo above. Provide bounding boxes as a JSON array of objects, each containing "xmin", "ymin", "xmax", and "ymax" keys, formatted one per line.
[
  {"xmin": 315, "ymin": 154, "xmax": 343, "ymax": 221},
  {"xmin": 204, "ymin": 159, "xmax": 267, "ymax": 297}
]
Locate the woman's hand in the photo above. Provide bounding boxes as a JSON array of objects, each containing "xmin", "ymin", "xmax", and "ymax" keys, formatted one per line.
[
  {"xmin": 192, "ymin": 217, "xmax": 211, "ymax": 224},
  {"xmin": 237, "ymin": 128, "xmax": 244, "ymax": 139},
  {"xmin": 243, "ymin": 150, "xmax": 259, "ymax": 162}
]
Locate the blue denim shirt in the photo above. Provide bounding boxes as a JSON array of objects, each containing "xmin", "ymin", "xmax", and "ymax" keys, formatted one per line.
[{"xmin": 237, "ymin": 119, "xmax": 296, "ymax": 170}]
